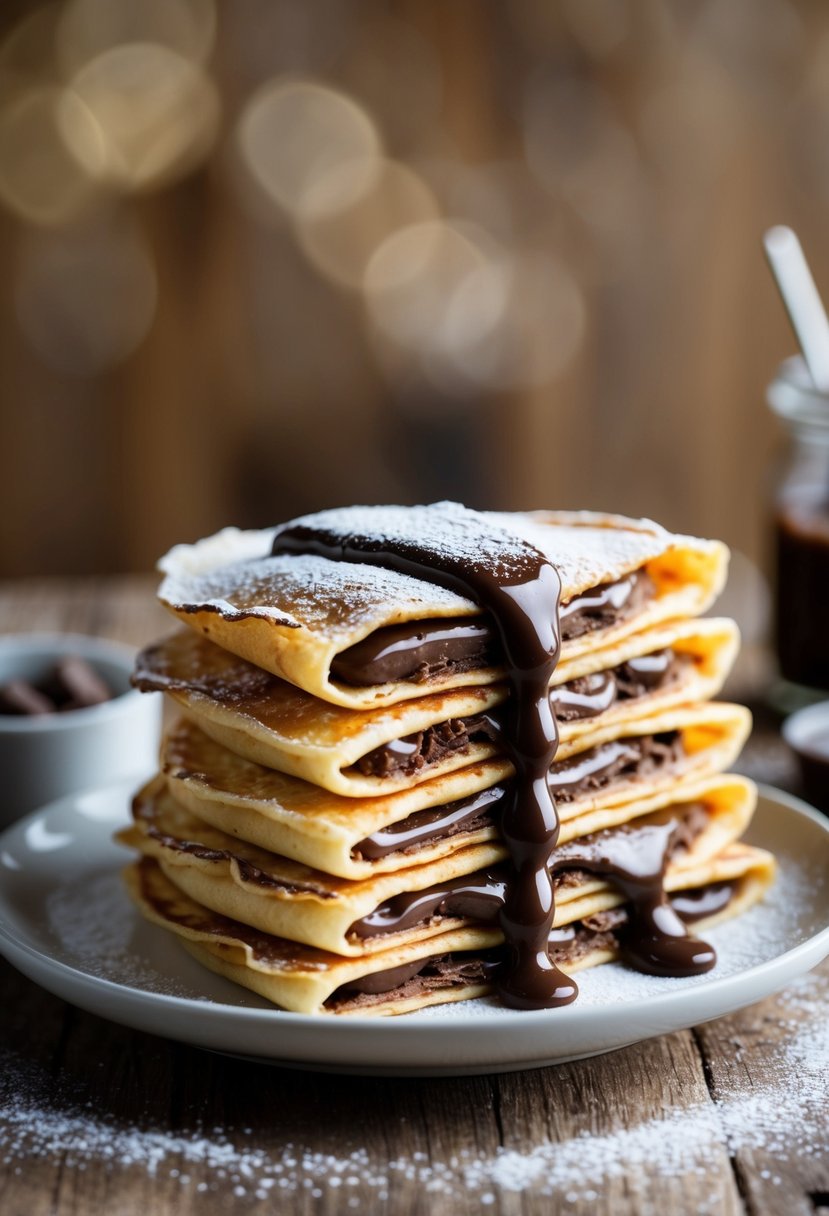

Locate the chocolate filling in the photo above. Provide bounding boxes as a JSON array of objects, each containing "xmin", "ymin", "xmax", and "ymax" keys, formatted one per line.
[
  {"xmin": 670, "ymin": 881, "xmax": 735, "ymax": 923},
  {"xmin": 548, "ymin": 731, "xmax": 685, "ymax": 803},
  {"xmin": 551, "ymin": 649, "xmax": 680, "ymax": 722},
  {"xmin": 353, "ymin": 652, "xmax": 685, "ymax": 779},
  {"xmin": 354, "ymin": 786, "xmax": 509, "ymax": 861},
  {"xmin": 331, "ymin": 571, "xmax": 655, "ymax": 687},
  {"xmin": 326, "ymin": 880, "xmax": 734, "ymax": 1011},
  {"xmin": 142, "ymin": 834, "xmax": 337, "ymax": 898},
  {"xmin": 326, "ymin": 951, "xmax": 504, "ymax": 1010},
  {"xmin": 349, "ymin": 802, "xmax": 708, "ymax": 940},
  {"xmin": 352, "ymin": 732, "xmax": 686, "ymax": 860}
]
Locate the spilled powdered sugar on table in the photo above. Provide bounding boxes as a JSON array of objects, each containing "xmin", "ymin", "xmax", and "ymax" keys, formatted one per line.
[{"xmin": 2, "ymin": 967, "xmax": 827, "ymax": 1210}]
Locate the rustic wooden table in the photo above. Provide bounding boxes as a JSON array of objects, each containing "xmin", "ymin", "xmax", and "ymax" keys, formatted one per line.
[{"xmin": 1, "ymin": 578, "xmax": 827, "ymax": 1216}]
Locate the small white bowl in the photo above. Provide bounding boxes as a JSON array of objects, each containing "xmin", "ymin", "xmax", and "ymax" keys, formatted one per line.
[
  {"xmin": 0, "ymin": 633, "xmax": 161, "ymax": 828},
  {"xmin": 781, "ymin": 699, "xmax": 829, "ymax": 813}
]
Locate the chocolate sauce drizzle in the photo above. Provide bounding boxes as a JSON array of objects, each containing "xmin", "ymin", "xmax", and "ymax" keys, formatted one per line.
[
  {"xmin": 349, "ymin": 811, "xmax": 715, "ymax": 978},
  {"xmin": 271, "ymin": 503, "xmax": 713, "ymax": 1008}
]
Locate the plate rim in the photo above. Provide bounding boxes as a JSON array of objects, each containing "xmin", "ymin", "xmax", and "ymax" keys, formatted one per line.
[{"xmin": 1, "ymin": 779, "xmax": 828, "ymax": 1043}]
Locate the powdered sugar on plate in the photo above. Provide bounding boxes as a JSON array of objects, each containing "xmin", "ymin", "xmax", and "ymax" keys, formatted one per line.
[{"xmin": 44, "ymin": 869, "xmax": 195, "ymax": 997}]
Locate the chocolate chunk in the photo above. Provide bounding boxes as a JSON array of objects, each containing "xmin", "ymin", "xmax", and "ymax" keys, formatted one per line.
[
  {"xmin": 53, "ymin": 655, "xmax": 112, "ymax": 709},
  {"xmin": 0, "ymin": 654, "xmax": 114, "ymax": 717},
  {"xmin": 0, "ymin": 679, "xmax": 55, "ymax": 716}
]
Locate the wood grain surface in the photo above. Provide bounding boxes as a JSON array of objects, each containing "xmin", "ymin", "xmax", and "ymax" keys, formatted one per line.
[{"xmin": 0, "ymin": 579, "xmax": 827, "ymax": 1216}]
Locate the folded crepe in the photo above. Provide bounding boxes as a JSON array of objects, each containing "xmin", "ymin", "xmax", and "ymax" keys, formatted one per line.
[
  {"xmin": 162, "ymin": 717, "xmax": 756, "ymax": 880},
  {"xmin": 135, "ymin": 623, "xmax": 745, "ymax": 796},
  {"xmin": 118, "ymin": 776, "xmax": 758, "ymax": 956},
  {"xmin": 157, "ymin": 509, "xmax": 728, "ymax": 709},
  {"xmin": 125, "ymin": 843, "xmax": 776, "ymax": 1015}
]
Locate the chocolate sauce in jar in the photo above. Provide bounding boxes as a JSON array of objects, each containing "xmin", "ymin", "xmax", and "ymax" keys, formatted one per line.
[
  {"xmin": 775, "ymin": 501, "xmax": 829, "ymax": 689},
  {"xmin": 768, "ymin": 356, "xmax": 829, "ymax": 691}
]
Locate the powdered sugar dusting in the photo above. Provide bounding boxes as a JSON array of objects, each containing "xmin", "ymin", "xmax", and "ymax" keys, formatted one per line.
[
  {"xmin": 1, "ymin": 967, "xmax": 826, "ymax": 1207},
  {"xmin": 280, "ymin": 502, "xmax": 546, "ymax": 579},
  {"xmin": 44, "ymin": 869, "xmax": 194, "ymax": 996},
  {"xmin": 160, "ymin": 552, "xmax": 475, "ymax": 639},
  {"xmin": 157, "ymin": 505, "xmax": 680, "ymax": 639}
]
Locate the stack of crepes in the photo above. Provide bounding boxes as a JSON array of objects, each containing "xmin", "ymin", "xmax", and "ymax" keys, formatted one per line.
[{"xmin": 119, "ymin": 506, "xmax": 775, "ymax": 1016}]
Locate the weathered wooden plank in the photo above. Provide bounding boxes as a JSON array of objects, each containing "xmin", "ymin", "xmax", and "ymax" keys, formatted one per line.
[
  {"xmin": 0, "ymin": 964, "xmax": 72, "ymax": 1216},
  {"xmin": 493, "ymin": 1029, "xmax": 745, "ymax": 1216},
  {"xmin": 694, "ymin": 958, "xmax": 829, "ymax": 1216},
  {"xmin": 1, "ymin": 959, "xmax": 740, "ymax": 1216},
  {"xmin": 0, "ymin": 576, "xmax": 165, "ymax": 646}
]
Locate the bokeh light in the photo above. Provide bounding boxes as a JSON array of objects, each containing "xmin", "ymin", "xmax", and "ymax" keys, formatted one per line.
[
  {"xmin": 560, "ymin": 0, "xmax": 631, "ymax": 59},
  {"xmin": 237, "ymin": 79, "xmax": 381, "ymax": 219},
  {"xmin": 443, "ymin": 251, "xmax": 586, "ymax": 390},
  {"xmin": 364, "ymin": 218, "xmax": 586, "ymax": 395},
  {"xmin": 63, "ymin": 43, "xmax": 219, "ymax": 192},
  {"xmin": 0, "ymin": 86, "xmax": 104, "ymax": 225},
  {"xmin": 297, "ymin": 158, "xmax": 439, "ymax": 289},
  {"xmin": 364, "ymin": 220, "xmax": 492, "ymax": 350},
  {"xmin": 0, "ymin": 0, "xmax": 815, "ymax": 584},
  {"xmin": 523, "ymin": 71, "xmax": 640, "ymax": 229}
]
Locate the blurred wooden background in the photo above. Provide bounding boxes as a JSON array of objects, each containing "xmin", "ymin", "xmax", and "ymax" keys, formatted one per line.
[{"xmin": 0, "ymin": 0, "xmax": 825, "ymax": 578}]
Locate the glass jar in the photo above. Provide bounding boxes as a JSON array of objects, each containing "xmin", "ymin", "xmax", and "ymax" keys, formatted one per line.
[{"xmin": 769, "ymin": 356, "xmax": 829, "ymax": 692}]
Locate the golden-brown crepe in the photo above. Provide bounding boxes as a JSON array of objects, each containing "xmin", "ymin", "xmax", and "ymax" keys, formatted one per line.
[
  {"xmin": 118, "ymin": 503, "xmax": 777, "ymax": 1020},
  {"xmin": 161, "ymin": 717, "xmax": 756, "ymax": 880},
  {"xmin": 118, "ymin": 777, "xmax": 756, "ymax": 956},
  {"xmin": 125, "ymin": 845, "xmax": 776, "ymax": 1016},
  {"xmin": 135, "ymin": 624, "xmax": 747, "ymax": 796},
  {"xmin": 157, "ymin": 510, "xmax": 728, "ymax": 708}
]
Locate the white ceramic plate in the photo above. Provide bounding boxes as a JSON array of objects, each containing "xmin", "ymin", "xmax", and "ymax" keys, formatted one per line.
[{"xmin": 1, "ymin": 782, "xmax": 828, "ymax": 1076}]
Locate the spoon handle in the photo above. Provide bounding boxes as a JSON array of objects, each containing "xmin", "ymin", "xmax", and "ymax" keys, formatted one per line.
[{"xmin": 764, "ymin": 226, "xmax": 829, "ymax": 393}]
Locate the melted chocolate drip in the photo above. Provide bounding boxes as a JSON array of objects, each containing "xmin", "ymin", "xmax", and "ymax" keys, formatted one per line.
[
  {"xmin": 272, "ymin": 503, "xmax": 574, "ymax": 1009},
  {"xmin": 353, "ymin": 663, "xmax": 684, "ymax": 781},
  {"xmin": 349, "ymin": 807, "xmax": 715, "ymax": 982},
  {"xmin": 554, "ymin": 819, "xmax": 715, "ymax": 976},
  {"xmin": 272, "ymin": 504, "xmax": 713, "ymax": 1007},
  {"xmin": 330, "ymin": 877, "xmax": 729, "ymax": 1008},
  {"xmin": 351, "ymin": 736, "xmax": 684, "ymax": 861}
]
